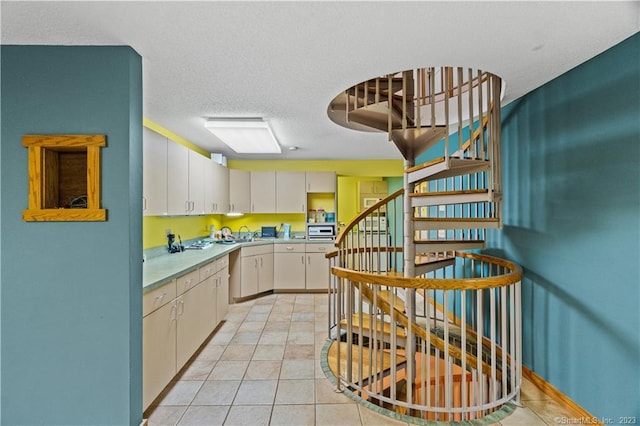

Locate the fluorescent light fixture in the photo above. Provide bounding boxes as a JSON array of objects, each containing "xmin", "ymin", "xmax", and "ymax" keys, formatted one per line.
[
  {"xmin": 204, "ymin": 118, "xmax": 281, "ymax": 154},
  {"xmin": 225, "ymin": 212, "xmax": 244, "ymax": 217}
]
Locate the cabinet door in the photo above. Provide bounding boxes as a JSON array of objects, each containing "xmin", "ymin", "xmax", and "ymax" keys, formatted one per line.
[
  {"xmin": 374, "ymin": 180, "xmax": 388, "ymax": 194},
  {"xmin": 176, "ymin": 281, "xmax": 214, "ymax": 369},
  {"xmin": 188, "ymin": 150, "xmax": 207, "ymax": 215},
  {"xmin": 215, "ymin": 266, "xmax": 229, "ymax": 324},
  {"xmin": 203, "ymin": 158, "xmax": 214, "ymax": 214},
  {"xmin": 306, "ymin": 252, "xmax": 330, "ymax": 290},
  {"xmin": 274, "ymin": 252, "xmax": 306, "ymax": 290},
  {"xmin": 167, "ymin": 141, "xmax": 190, "ymax": 215},
  {"xmin": 258, "ymin": 253, "xmax": 274, "ymax": 293},
  {"xmin": 250, "ymin": 171, "xmax": 276, "ymax": 213},
  {"xmin": 240, "ymin": 255, "xmax": 259, "ymax": 297},
  {"xmin": 210, "ymin": 161, "xmax": 230, "ymax": 214},
  {"xmin": 143, "ymin": 300, "xmax": 177, "ymax": 410},
  {"xmin": 276, "ymin": 171, "xmax": 306, "ymax": 213},
  {"xmin": 229, "ymin": 169, "xmax": 251, "ymax": 213},
  {"xmin": 142, "ymin": 128, "xmax": 168, "ymax": 216},
  {"xmin": 306, "ymin": 172, "xmax": 336, "ymax": 193}
]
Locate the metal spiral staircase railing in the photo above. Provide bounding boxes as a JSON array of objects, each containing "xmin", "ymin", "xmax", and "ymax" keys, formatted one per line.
[{"xmin": 323, "ymin": 67, "xmax": 523, "ymax": 423}]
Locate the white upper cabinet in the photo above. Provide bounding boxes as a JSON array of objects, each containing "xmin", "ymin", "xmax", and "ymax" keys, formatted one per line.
[
  {"xmin": 276, "ymin": 171, "xmax": 306, "ymax": 213},
  {"xmin": 250, "ymin": 171, "xmax": 276, "ymax": 213},
  {"xmin": 229, "ymin": 169, "xmax": 251, "ymax": 214},
  {"xmin": 306, "ymin": 172, "xmax": 336, "ymax": 193},
  {"xmin": 205, "ymin": 160, "xmax": 229, "ymax": 214},
  {"xmin": 188, "ymin": 150, "xmax": 207, "ymax": 215},
  {"xmin": 166, "ymin": 140, "xmax": 208, "ymax": 216},
  {"xmin": 142, "ymin": 128, "xmax": 168, "ymax": 216},
  {"xmin": 166, "ymin": 140, "xmax": 190, "ymax": 215}
]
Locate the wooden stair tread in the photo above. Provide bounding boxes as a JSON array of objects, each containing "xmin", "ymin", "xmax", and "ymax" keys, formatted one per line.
[
  {"xmin": 406, "ymin": 158, "xmax": 490, "ymax": 184},
  {"xmin": 340, "ymin": 313, "xmax": 407, "ymax": 338},
  {"xmin": 415, "ymin": 239, "xmax": 485, "ymax": 244},
  {"xmin": 406, "ymin": 156, "xmax": 445, "ymax": 173},
  {"xmin": 413, "ymin": 217, "xmax": 499, "ymax": 223},
  {"xmin": 408, "ymin": 189, "xmax": 488, "ymax": 197},
  {"xmin": 378, "ymin": 290, "xmax": 406, "ymax": 312},
  {"xmin": 327, "ymin": 341, "xmax": 406, "ymax": 382},
  {"xmin": 405, "ymin": 157, "xmax": 488, "ymax": 173},
  {"xmin": 415, "ymin": 253, "xmax": 456, "ymax": 266}
]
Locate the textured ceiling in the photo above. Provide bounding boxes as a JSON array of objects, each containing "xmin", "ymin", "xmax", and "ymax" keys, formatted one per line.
[{"xmin": 2, "ymin": 1, "xmax": 639, "ymax": 160}]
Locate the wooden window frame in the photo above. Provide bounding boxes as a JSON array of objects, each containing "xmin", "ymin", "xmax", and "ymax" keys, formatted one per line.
[{"xmin": 22, "ymin": 134, "xmax": 107, "ymax": 222}]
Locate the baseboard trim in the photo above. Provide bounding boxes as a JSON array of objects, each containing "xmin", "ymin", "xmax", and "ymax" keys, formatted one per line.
[{"xmin": 522, "ymin": 365, "xmax": 601, "ymax": 425}]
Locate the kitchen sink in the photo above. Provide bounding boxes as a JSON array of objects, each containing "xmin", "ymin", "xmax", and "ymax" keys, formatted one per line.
[{"xmin": 234, "ymin": 237, "xmax": 253, "ymax": 243}]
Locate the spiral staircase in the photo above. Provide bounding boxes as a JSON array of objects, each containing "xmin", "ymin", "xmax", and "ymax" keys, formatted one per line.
[{"xmin": 323, "ymin": 67, "xmax": 523, "ymax": 423}]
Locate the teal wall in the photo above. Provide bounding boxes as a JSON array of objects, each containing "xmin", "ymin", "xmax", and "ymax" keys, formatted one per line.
[
  {"xmin": 1, "ymin": 46, "xmax": 143, "ymax": 424},
  {"xmin": 487, "ymin": 33, "xmax": 640, "ymax": 416}
]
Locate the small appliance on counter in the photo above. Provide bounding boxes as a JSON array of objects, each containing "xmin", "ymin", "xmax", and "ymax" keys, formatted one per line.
[
  {"xmin": 283, "ymin": 224, "xmax": 291, "ymax": 239},
  {"xmin": 167, "ymin": 233, "xmax": 184, "ymax": 253},
  {"xmin": 215, "ymin": 226, "xmax": 235, "ymax": 244},
  {"xmin": 261, "ymin": 226, "xmax": 277, "ymax": 238},
  {"xmin": 307, "ymin": 223, "xmax": 336, "ymax": 241}
]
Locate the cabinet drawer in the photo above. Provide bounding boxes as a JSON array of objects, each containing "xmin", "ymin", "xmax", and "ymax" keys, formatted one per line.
[
  {"xmin": 198, "ymin": 261, "xmax": 216, "ymax": 282},
  {"xmin": 274, "ymin": 244, "xmax": 305, "ymax": 253},
  {"xmin": 143, "ymin": 280, "xmax": 177, "ymax": 317},
  {"xmin": 177, "ymin": 269, "xmax": 200, "ymax": 295},
  {"xmin": 215, "ymin": 254, "xmax": 229, "ymax": 272},
  {"xmin": 305, "ymin": 243, "xmax": 335, "ymax": 253},
  {"xmin": 241, "ymin": 244, "xmax": 273, "ymax": 257}
]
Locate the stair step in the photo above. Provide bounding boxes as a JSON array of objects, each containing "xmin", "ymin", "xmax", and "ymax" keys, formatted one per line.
[
  {"xmin": 390, "ymin": 126, "xmax": 447, "ymax": 159},
  {"xmin": 414, "ymin": 239, "xmax": 485, "ymax": 252},
  {"xmin": 413, "ymin": 217, "xmax": 500, "ymax": 230},
  {"xmin": 409, "ymin": 189, "xmax": 491, "ymax": 207},
  {"xmin": 348, "ymin": 102, "xmax": 403, "ymax": 132},
  {"xmin": 377, "ymin": 289, "xmax": 406, "ymax": 312},
  {"xmin": 347, "ymin": 77, "xmax": 402, "ymax": 96},
  {"xmin": 340, "ymin": 313, "xmax": 407, "ymax": 345},
  {"xmin": 406, "ymin": 157, "xmax": 490, "ymax": 184},
  {"xmin": 327, "ymin": 341, "xmax": 407, "ymax": 387},
  {"xmin": 414, "ymin": 253, "xmax": 456, "ymax": 275}
]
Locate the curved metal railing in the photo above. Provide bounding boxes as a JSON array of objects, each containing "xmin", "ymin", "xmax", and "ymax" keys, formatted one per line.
[{"xmin": 326, "ymin": 195, "xmax": 522, "ymax": 422}]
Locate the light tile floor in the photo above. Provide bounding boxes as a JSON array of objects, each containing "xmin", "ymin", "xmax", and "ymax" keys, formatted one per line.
[{"xmin": 146, "ymin": 293, "xmax": 569, "ymax": 425}]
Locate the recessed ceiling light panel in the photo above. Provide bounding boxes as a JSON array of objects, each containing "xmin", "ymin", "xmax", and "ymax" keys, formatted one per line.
[{"xmin": 204, "ymin": 118, "xmax": 281, "ymax": 154}]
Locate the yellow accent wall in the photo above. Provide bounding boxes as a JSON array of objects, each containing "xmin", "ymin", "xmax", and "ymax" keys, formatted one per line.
[
  {"xmin": 337, "ymin": 177, "xmax": 384, "ymax": 226},
  {"xmin": 143, "ymin": 215, "xmax": 222, "ymax": 249},
  {"xmin": 219, "ymin": 214, "xmax": 307, "ymax": 235},
  {"xmin": 143, "ymin": 118, "xmax": 210, "ymax": 157}
]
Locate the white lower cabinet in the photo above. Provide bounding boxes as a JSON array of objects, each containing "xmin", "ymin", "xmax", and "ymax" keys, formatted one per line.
[
  {"xmin": 239, "ymin": 245, "xmax": 274, "ymax": 297},
  {"xmin": 215, "ymin": 265, "xmax": 229, "ymax": 324},
  {"xmin": 142, "ymin": 298, "xmax": 176, "ymax": 410},
  {"xmin": 305, "ymin": 243, "xmax": 333, "ymax": 290},
  {"xmin": 274, "ymin": 244, "xmax": 306, "ymax": 290},
  {"xmin": 176, "ymin": 280, "xmax": 214, "ymax": 369},
  {"xmin": 273, "ymin": 243, "xmax": 333, "ymax": 290},
  {"xmin": 143, "ymin": 254, "xmax": 230, "ymax": 411},
  {"xmin": 240, "ymin": 255, "xmax": 259, "ymax": 297}
]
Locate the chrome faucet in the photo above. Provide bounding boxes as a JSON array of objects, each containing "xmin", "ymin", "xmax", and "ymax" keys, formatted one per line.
[{"xmin": 238, "ymin": 225, "xmax": 252, "ymax": 240}]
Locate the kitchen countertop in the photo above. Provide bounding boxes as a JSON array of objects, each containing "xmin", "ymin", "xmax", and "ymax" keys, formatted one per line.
[{"xmin": 143, "ymin": 238, "xmax": 335, "ymax": 293}]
